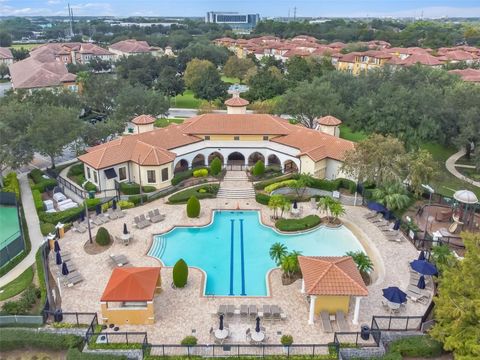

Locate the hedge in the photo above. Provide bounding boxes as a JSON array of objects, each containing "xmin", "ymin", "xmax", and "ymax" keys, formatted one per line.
[
  {"xmin": 264, "ymin": 179, "xmax": 298, "ymax": 193},
  {"xmin": 118, "ymin": 200, "xmax": 135, "ymax": 209},
  {"xmin": 168, "ymin": 184, "xmax": 219, "ymax": 204},
  {"xmin": 32, "ymin": 189, "xmax": 44, "ymax": 212},
  {"xmin": 29, "ymin": 169, "xmax": 58, "ymax": 193},
  {"xmin": 35, "ymin": 247, "xmax": 47, "ymax": 314},
  {"xmin": 1, "ymin": 285, "xmax": 40, "ymax": 315},
  {"xmin": 39, "ymin": 206, "xmax": 84, "ymax": 225},
  {"xmin": 193, "ymin": 168, "xmax": 208, "ymax": 177},
  {"xmin": 85, "ymin": 198, "xmax": 101, "ymax": 210},
  {"xmin": 40, "ymin": 222, "xmax": 56, "ymax": 236},
  {"xmin": 0, "ymin": 329, "xmax": 83, "ymax": 351},
  {"xmin": 128, "ymin": 194, "xmax": 148, "ymax": 206},
  {"xmin": 120, "ymin": 182, "xmax": 155, "ymax": 195},
  {"xmin": 173, "ymin": 259, "xmax": 189, "ymax": 288},
  {"xmin": 255, "ymin": 193, "xmax": 271, "ymax": 205},
  {"xmin": 254, "ymin": 174, "xmax": 296, "ymax": 190},
  {"xmin": 309, "ymin": 178, "xmax": 356, "ymax": 194},
  {"xmin": 67, "ymin": 348, "xmax": 128, "ymax": 360},
  {"xmin": 275, "ymin": 215, "xmax": 321, "ymax": 232},
  {"xmin": 172, "ymin": 167, "xmax": 209, "ymax": 186},
  {"xmin": 387, "ymin": 336, "xmax": 443, "ymax": 358}
]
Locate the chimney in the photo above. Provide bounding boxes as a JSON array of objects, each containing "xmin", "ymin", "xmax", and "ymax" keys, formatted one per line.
[{"xmin": 224, "ymin": 93, "xmax": 249, "ymax": 115}]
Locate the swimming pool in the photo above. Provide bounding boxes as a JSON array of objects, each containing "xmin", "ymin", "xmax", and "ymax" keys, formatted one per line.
[{"xmin": 149, "ymin": 210, "xmax": 365, "ymax": 296}]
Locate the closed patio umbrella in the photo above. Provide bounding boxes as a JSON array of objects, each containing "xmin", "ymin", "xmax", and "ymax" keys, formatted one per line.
[
  {"xmin": 54, "ymin": 240, "xmax": 61, "ymax": 253},
  {"xmin": 123, "ymin": 223, "xmax": 128, "ymax": 235},
  {"xmin": 62, "ymin": 262, "xmax": 69, "ymax": 275},
  {"xmin": 112, "ymin": 199, "xmax": 117, "ymax": 210},
  {"xmin": 255, "ymin": 316, "xmax": 260, "ymax": 333},
  {"xmin": 95, "ymin": 204, "xmax": 101, "ymax": 215},
  {"xmin": 55, "ymin": 252, "xmax": 62, "ymax": 265},
  {"xmin": 293, "ymin": 201, "xmax": 298, "ymax": 209},
  {"xmin": 80, "ymin": 211, "xmax": 85, "ymax": 222},
  {"xmin": 417, "ymin": 275, "xmax": 426, "ymax": 290},
  {"xmin": 418, "ymin": 250, "xmax": 425, "ymax": 261},
  {"xmin": 393, "ymin": 219, "xmax": 401, "ymax": 231},
  {"xmin": 382, "ymin": 287, "xmax": 407, "ymax": 304},
  {"xmin": 410, "ymin": 260, "xmax": 437, "ymax": 276},
  {"xmin": 219, "ymin": 314, "xmax": 224, "ymax": 331}
]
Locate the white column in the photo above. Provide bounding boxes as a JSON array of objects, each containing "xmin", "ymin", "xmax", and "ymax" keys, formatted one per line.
[
  {"xmin": 353, "ymin": 296, "xmax": 361, "ymax": 325},
  {"xmin": 308, "ymin": 295, "xmax": 317, "ymax": 325},
  {"xmin": 301, "ymin": 279, "xmax": 305, "ymax": 293}
]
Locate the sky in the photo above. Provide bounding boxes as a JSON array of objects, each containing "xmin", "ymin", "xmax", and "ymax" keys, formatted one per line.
[{"xmin": 1, "ymin": 0, "xmax": 480, "ymax": 18}]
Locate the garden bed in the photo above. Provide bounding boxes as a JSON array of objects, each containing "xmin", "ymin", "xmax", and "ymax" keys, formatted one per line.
[
  {"xmin": 275, "ymin": 215, "xmax": 322, "ymax": 232},
  {"xmin": 168, "ymin": 184, "xmax": 219, "ymax": 204}
]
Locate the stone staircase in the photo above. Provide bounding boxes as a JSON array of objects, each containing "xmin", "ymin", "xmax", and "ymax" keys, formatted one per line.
[{"xmin": 217, "ymin": 170, "xmax": 256, "ymax": 199}]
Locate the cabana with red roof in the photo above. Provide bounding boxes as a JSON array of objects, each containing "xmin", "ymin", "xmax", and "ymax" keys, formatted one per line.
[{"xmin": 100, "ymin": 267, "xmax": 161, "ymax": 325}]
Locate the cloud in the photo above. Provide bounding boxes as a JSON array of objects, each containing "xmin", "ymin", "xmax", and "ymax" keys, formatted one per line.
[
  {"xmin": 47, "ymin": 0, "xmax": 61, "ymax": 4},
  {"xmin": 341, "ymin": 6, "xmax": 480, "ymax": 18}
]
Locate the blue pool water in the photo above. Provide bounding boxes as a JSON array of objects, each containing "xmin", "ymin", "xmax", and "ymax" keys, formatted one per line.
[{"xmin": 149, "ymin": 211, "xmax": 365, "ymax": 296}]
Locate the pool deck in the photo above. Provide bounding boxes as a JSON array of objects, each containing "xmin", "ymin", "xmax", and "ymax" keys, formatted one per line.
[{"xmin": 54, "ymin": 197, "xmax": 429, "ymax": 344}]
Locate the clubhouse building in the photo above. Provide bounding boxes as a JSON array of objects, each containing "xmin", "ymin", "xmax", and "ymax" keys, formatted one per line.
[{"xmin": 78, "ymin": 95, "xmax": 354, "ymax": 192}]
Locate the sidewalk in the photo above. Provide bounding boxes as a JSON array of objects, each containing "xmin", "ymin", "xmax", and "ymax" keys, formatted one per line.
[
  {"xmin": 445, "ymin": 149, "xmax": 480, "ymax": 188},
  {"xmin": 0, "ymin": 175, "xmax": 45, "ymax": 287}
]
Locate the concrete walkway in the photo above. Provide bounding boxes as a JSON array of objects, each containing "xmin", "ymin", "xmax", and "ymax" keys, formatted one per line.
[
  {"xmin": 445, "ymin": 149, "xmax": 480, "ymax": 188},
  {"xmin": 0, "ymin": 175, "xmax": 45, "ymax": 287}
]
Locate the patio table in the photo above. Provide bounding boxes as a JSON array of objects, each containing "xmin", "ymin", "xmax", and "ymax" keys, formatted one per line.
[
  {"xmin": 251, "ymin": 331, "xmax": 265, "ymax": 342},
  {"xmin": 121, "ymin": 233, "xmax": 132, "ymax": 246},
  {"xmin": 214, "ymin": 329, "xmax": 229, "ymax": 340}
]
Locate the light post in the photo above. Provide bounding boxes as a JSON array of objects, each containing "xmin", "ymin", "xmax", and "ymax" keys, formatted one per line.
[
  {"xmin": 138, "ymin": 155, "xmax": 143, "ymax": 205},
  {"xmin": 84, "ymin": 193, "xmax": 93, "ymax": 244}
]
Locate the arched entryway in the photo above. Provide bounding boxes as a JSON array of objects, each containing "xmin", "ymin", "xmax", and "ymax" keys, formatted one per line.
[
  {"xmin": 248, "ymin": 152, "xmax": 265, "ymax": 166},
  {"xmin": 192, "ymin": 154, "xmax": 206, "ymax": 168},
  {"xmin": 227, "ymin": 152, "xmax": 246, "ymax": 166},
  {"xmin": 208, "ymin": 152, "xmax": 224, "ymax": 165},
  {"xmin": 283, "ymin": 160, "xmax": 299, "ymax": 173},
  {"xmin": 267, "ymin": 154, "xmax": 281, "ymax": 167},
  {"xmin": 174, "ymin": 159, "xmax": 189, "ymax": 174}
]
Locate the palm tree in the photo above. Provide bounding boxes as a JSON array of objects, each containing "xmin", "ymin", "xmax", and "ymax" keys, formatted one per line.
[
  {"xmin": 280, "ymin": 250, "xmax": 303, "ymax": 279},
  {"xmin": 268, "ymin": 194, "xmax": 285, "ymax": 219},
  {"xmin": 317, "ymin": 196, "xmax": 333, "ymax": 218},
  {"xmin": 270, "ymin": 242, "xmax": 288, "ymax": 266},
  {"xmin": 372, "ymin": 182, "xmax": 411, "ymax": 211},
  {"xmin": 346, "ymin": 251, "xmax": 374, "ymax": 274},
  {"xmin": 329, "ymin": 200, "xmax": 345, "ymax": 223},
  {"xmin": 280, "ymin": 198, "xmax": 291, "ymax": 218}
]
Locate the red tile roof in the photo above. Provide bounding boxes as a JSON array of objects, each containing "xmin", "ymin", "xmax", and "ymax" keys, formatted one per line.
[
  {"xmin": 0, "ymin": 47, "xmax": 13, "ymax": 59},
  {"xmin": 101, "ymin": 267, "xmax": 160, "ymax": 302},
  {"xmin": 224, "ymin": 96, "xmax": 249, "ymax": 107},
  {"xmin": 316, "ymin": 115, "xmax": 342, "ymax": 126},
  {"xmin": 399, "ymin": 53, "xmax": 444, "ymax": 66},
  {"xmin": 298, "ymin": 256, "xmax": 368, "ymax": 296},
  {"xmin": 110, "ymin": 39, "xmax": 152, "ymax": 54},
  {"xmin": 449, "ymin": 68, "xmax": 480, "ymax": 83},
  {"xmin": 9, "ymin": 58, "xmax": 76, "ymax": 89},
  {"xmin": 132, "ymin": 114, "xmax": 156, "ymax": 125}
]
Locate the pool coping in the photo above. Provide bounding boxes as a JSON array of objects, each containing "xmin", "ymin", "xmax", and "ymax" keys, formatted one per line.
[{"xmin": 146, "ymin": 208, "xmax": 369, "ymax": 298}]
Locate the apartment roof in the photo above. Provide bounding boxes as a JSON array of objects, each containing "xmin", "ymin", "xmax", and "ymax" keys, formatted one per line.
[
  {"xmin": 0, "ymin": 47, "xmax": 13, "ymax": 59},
  {"xmin": 449, "ymin": 68, "xmax": 480, "ymax": 83},
  {"xmin": 224, "ymin": 96, "xmax": 250, "ymax": 107},
  {"xmin": 109, "ymin": 39, "xmax": 152, "ymax": 54},
  {"xmin": 132, "ymin": 114, "xmax": 156, "ymax": 125},
  {"xmin": 101, "ymin": 267, "xmax": 160, "ymax": 302},
  {"xmin": 298, "ymin": 256, "xmax": 368, "ymax": 296},
  {"xmin": 399, "ymin": 53, "xmax": 444, "ymax": 67},
  {"xmin": 316, "ymin": 115, "xmax": 342, "ymax": 126},
  {"xmin": 442, "ymin": 50, "xmax": 477, "ymax": 61}
]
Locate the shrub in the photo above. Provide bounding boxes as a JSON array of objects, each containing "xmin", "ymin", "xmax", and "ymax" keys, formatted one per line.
[
  {"xmin": 28, "ymin": 168, "xmax": 45, "ymax": 183},
  {"xmin": 255, "ymin": 193, "xmax": 271, "ymax": 205},
  {"xmin": 84, "ymin": 181, "xmax": 97, "ymax": 192},
  {"xmin": 142, "ymin": 186, "xmax": 156, "ymax": 193},
  {"xmin": 120, "ymin": 182, "xmax": 140, "ymax": 195},
  {"xmin": 210, "ymin": 157, "xmax": 222, "ymax": 176},
  {"xmin": 171, "ymin": 170, "xmax": 194, "ymax": 186},
  {"xmin": 118, "ymin": 200, "xmax": 134, "ymax": 209},
  {"xmin": 67, "ymin": 163, "xmax": 84, "ymax": 177},
  {"xmin": 35, "ymin": 247, "xmax": 47, "ymax": 311},
  {"xmin": 388, "ymin": 336, "xmax": 443, "ymax": 358},
  {"xmin": 67, "ymin": 348, "xmax": 128, "ymax": 360},
  {"xmin": 254, "ymin": 174, "xmax": 296, "ymax": 190},
  {"xmin": 275, "ymin": 215, "xmax": 321, "ymax": 232},
  {"xmin": 2, "ymin": 172, "xmax": 20, "ymax": 199},
  {"xmin": 32, "ymin": 189, "xmax": 44, "ymax": 212},
  {"xmin": 0, "ymin": 329, "xmax": 83, "ymax": 351},
  {"xmin": 40, "ymin": 222, "xmax": 56, "ymax": 236},
  {"xmin": 193, "ymin": 168, "xmax": 208, "ymax": 178},
  {"xmin": 168, "ymin": 185, "xmax": 219, "ymax": 204},
  {"xmin": 1, "ymin": 285, "xmax": 41, "ymax": 315},
  {"xmin": 252, "ymin": 160, "xmax": 265, "ymax": 176},
  {"xmin": 173, "ymin": 259, "xmax": 188, "ymax": 288},
  {"xmin": 128, "ymin": 194, "xmax": 148, "ymax": 206},
  {"xmin": 95, "ymin": 227, "xmax": 110, "ymax": 246},
  {"xmin": 180, "ymin": 336, "xmax": 197, "ymax": 346},
  {"xmin": 186, "ymin": 196, "xmax": 200, "ymax": 218},
  {"xmin": 280, "ymin": 335, "xmax": 294, "ymax": 346},
  {"xmin": 85, "ymin": 198, "xmax": 101, "ymax": 210},
  {"xmin": 29, "ymin": 169, "xmax": 57, "ymax": 192},
  {"xmin": 264, "ymin": 179, "xmax": 298, "ymax": 193},
  {"xmin": 39, "ymin": 206, "xmax": 84, "ymax": 225}
]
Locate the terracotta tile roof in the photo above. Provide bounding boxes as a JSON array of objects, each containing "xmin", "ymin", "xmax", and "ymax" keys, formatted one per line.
[
  {"xmin": 399, "ymin": 53, "xmax": 444, "ymax": 66},
  {"xmin": 132, "ymin": 114, "xmax": 156, "ymax": 125},
  {"xmin": 328, "ymin": 42, "xmax": 347, "ymax": 48},
  {"xmin": 449, "ymin": 68, "xmax": 480, "ymax": 83},
  {"xmin": 283, "ymin": 48, "xmax": 312, "ymax": 58},
  {"xmin": 224, "ymin": 96, "xmax": 249, "ymax": 107},
  {"xmin": 109, "ymin": 39, "xmax": 152, "ymax": 53},
  {"xmin": 180, "ymin": 114, "xmax": 292, "ymax": 135},
  {"xmin": 0, "ymin": 47, "xmax": 13, "ymax": 59},
  {"xmin": 337, "ymin": 52, "xmax": 361, "ymax": 63},
  {"xmin": 316, "ymin": 115, "xmax": 342, "ymax": 126},
  {"xmin": 9, "ymin": 58, "xmax": 76, "ymax": 89},
  {"xmin": 271, "ymin": 124, "xmax": 354, "ymax": 162},
  {"xmin": 101, "ymin": 267, "xmax": 160, "ymax": 302},
  {"xmin": 298, "ymin": 256, "xmax": 368, "ymax": 296},
  {"xmin": 442, "ymin": 50, "xmax": 477, "ymax": 61}
]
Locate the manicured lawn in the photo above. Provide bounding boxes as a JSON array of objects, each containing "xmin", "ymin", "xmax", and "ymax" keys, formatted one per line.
[
  {"xmin": 339, "ymin": 124, "xmax": 368, "ymax": 142},
  {"xmin": 221, "ymin": 75, "xmax": 240, "ymax": 84},
  {"xmin": 10, "ymin": 43, "xmax": 41, "ymax": 50},
  {"xmin": 171, "ymin": 90, "xmax": 201, "ymax": 109},
  {"xmin": 420, "ymin": 142, "xmax": 480, "ymax": 198},
  {"xmin": 0, "ymin": 266, "xmax": 34, "ymax": 301},
  {"xmin": 155, "ymin": 118, "xmax": 185, "ymax": 128}
]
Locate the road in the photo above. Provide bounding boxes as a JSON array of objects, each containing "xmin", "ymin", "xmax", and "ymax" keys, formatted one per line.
[{"xmin": 0, "ymin": 81, "xmax": 12, "ymax": 97}]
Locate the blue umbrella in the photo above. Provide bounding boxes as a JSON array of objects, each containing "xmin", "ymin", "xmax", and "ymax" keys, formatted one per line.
[
  {"xmin": 55, "ymin": 251, "xmax": 62, "ymax": 265},
  {"xmin": 418, "ymin": 251, "xmax": 425, "ymax": 261},
  {"xmin": 255, "ymin": 316, "xmax": 260, "ymax": 333},
  {"xmin": 417, "ymin": 275, "xmax": 426, "ymax": 290},
  {"xmin": 367, "ymin": 202, "xmax": 387, "ymax": 213},
  {"xmin": 382, "ymin": 287, "xmax": 407, "ymax": 304},
  {"xmin": 112, "ymin": 199, "xmax": 117, "ymax": 210},
  {"xmin": 54, "ymin": 240, "xmax": 61, "ymax": 253},
  {"xmin": 95, "ymin": 203, "xmax": 101, "ymax": 215},
  {"xmin": 219, "ymin": 314, "xmax": 224, "ymax": 331},
  {"xmin": 410, "ymin": 260, "xmax": 437, "ymax": 276},
  {"xmin": 62, "ymin": 262, "xmax": 69, "ymax": 275},
  {"xmin": 393, "ymin": 219, "xmax": 401, "ymax": 230}
]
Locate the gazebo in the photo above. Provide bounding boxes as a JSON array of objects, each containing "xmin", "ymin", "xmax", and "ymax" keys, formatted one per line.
[
  {"xmin": 453, "ymin": 189, "xmax": 479, "ymax": 230},
  {"xmin": 298, "ymin": 256, "xmax": 368, "ymax": 325},
  {"xmin": 100, "ymin": 267, "xmax": 161, "ymax": 325}
]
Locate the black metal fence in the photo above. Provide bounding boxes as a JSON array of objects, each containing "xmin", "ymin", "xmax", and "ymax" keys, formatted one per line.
[
  {"xmin": 0, "ymin": 191, "xmax": 25, "ymax": 267},
  {"xmin": 371, "ymin": 316, "xmax": 423, "ymax": 332},
  {"xmin": 334, "ymin": 331, "xmax": 381, "ymax": 348},
  {"xmin": 44, "ymin": 311, "xmax": 98, "ymax": 327},
  {"xmin": 147, "ymin": 344, "xmax": 335, "ymax": 358}
]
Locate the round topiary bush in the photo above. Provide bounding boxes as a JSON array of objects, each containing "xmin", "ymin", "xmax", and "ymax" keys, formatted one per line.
[
  {"xmin": 210, "ymin": 157, "xmax": 222, "ymax": 176},
  {"xmin": 181, "ymin": 335, "xmax": 197, "ymax": 346},
  {"xmin": 173, "ymin": 259, "xmax": 189, "ymax": 288},
  {"xmin": 252, "ymin": 160, "xmax": 265, "ymax": 176},
  {"xmin": 95, "ymin": 227, "xmax": 111, "ymax": 246},
  {"xmin": 186, "ymin": 196, "xmax": 200, "ymax": 218},
  {"xmin": 280, "ymin": 334, "xmax": 293, "ymax": 346}
]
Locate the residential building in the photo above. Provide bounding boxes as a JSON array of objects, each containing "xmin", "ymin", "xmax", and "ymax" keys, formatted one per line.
[
  {"xmin": 206, "ymin": 12, "xmax": 260, "ymax": 32},
  {"xmin": 336, "ymin": 50, "xmax": 394, "ymax": 75},
  {"xmin": 108, "ymin": 39, "xmax": 164, "ymax": 59},
  {"xmin": 77, "ymin": 95, "xmax": 355, "ymax": 192},
  {"xmin": 449, "ymin": 68, "xmax": 480, "ymax": 83},
  {"xmin": 0, "ymin": 47, "xmax": 14, "ymax": 66}
]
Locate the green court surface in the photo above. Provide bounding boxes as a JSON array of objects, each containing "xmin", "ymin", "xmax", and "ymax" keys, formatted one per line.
[{"xmin": 0, "ymin": 206, "xmax": 20, "ymax": 248}]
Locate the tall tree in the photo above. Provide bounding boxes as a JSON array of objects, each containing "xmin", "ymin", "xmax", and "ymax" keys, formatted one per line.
[
  {"xmin": 245, "ymin": 66, "xmax": 286, "ymax": 101},
  {"xmin": 184, "ymin": 59, "xmax": 226, "ymax": 101},
  {"xmin": 403, "ymin": 149, "xmax": 437, "ymax": 196},
  {"xmin": 277, "ymin": 78, "xmax": 344, "ymax": 128},
  {"xmin": 223, "ymin": 56, "xmax": 256, "ymax": 83},
  {"xmin": 155, "ymin": 66, "xmax": 185, "ymax": 97},
  {"xmin": 430, "ymin": 232, "xmax": 480, "ymax": 359},
  {"xmin": 113, "ymin": 86, "xmax": 170, "ymax": 122}
]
